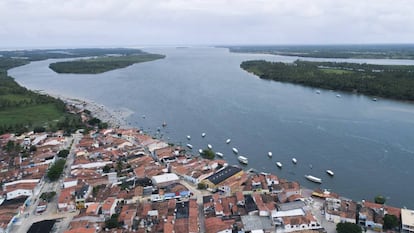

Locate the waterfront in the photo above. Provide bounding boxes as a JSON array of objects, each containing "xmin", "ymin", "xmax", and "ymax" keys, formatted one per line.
[{"xmin": 9, "ymin": 47, "xmax": 414, "ymax": 208}]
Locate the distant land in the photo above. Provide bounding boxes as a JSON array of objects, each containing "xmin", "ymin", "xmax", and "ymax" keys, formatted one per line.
[
  {"xmin": 241, "ymin": 60, "xmax": 414, "ymax": 101},
  {"xmin": 225, "ymin": 44, "xmax": 414, "ymax": 59}
]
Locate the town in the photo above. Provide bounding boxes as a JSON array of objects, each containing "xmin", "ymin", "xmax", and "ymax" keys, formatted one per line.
[{"xmin": 0, "ymin": 104, "xmax": 412, "ymax": 233}]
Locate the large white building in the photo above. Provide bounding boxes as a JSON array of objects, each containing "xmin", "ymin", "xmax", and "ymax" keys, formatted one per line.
[
  {"xmin": 151, "ymin": 173, "xmax": 179, "ymax": 187},
  {"xmin": 402, "ymin": 209, "xmax": 414, "ymax": 233}
]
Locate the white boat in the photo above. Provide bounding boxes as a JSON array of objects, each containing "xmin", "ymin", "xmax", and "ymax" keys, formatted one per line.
[
  {"xmin": 186, "ymin": 144, "xmax": 193, "ymax": 149},
  {"xmin": 238, "ymin": 156, "xmax": 248, "ymax": 164},
  {"xmin": 216, "ymin": 152, "xmax": 224, "ymax": 157},
  {"xmin": 336, "ymin": 94, "xmax": 341, "ymax": 98},
  {"xmin": 268, "ymin": 152, "xmax": 272, "ymax": 157},
  {"xmin": 316, "ymin": 90, "xmax": 321, "ymax": 94},
  {"xmin": 372, "ymin": 98, "xmax": 377, "ymax": 101},
  {"xmin": 207, "ymin": 144, "xmax": 212, "ymax": 150},
  {"xmin": 232, "ymin": 147, "xmax": 239, "ymax": 154},
  {"xmin": 198, "ymin": 149, "xmax": 203, "ymax": 154},
  {"xmin": 276, "ymin": 162, "xmax": 282, "ymax": 168},
  {"xmin": 305, "ymin": 175, "xmax": 322, "ymax": 184},
  {"xmin": 187, "ymin": 135, "xmax": 191, "ymax": 140},
  {"xmin": 201, "ymin": 133, "xmax": 206, "ymax": 137},
  {"xmin": 326, "ymin": 170, "xmax": 334, "ymax": 176},
  {"xmin": 292, "ymin": 158, "xmax": 297, "ymax": 164},
  {"xmin": 226, "ymin": 138, "xmax": 231, "ymax": 144}
]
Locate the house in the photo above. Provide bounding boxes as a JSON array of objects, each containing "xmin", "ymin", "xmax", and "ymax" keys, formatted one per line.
[
  {"xmin": 401, "ymin": 208, "xmax": 414, "ymax": 233},
  {"xmin": 200, "ymin": 165, "xmax": 244, "ymax": 190},
  {"xmin": 75, "ymin": 184, "xmax": 91, "ymax": 209},
  {"xmin": 324, "ymin": 198, "xmax": 357, "ymax": 224},
  {"xmin": 151, "ymin": 173, "xmax": 179, "ymax": 187},
  {"xmin": 58, "ymin": 188, "xmax": 75, "ymax": 212},
  {"xmin": 102, "ymin": 197, "xmax": 117, "ymax": 218},
  {"xmin": 282, "ymin": 212, "xmax": 322, "ymax": 232}
]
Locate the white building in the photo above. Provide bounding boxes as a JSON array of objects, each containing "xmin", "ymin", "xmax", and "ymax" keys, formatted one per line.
[
  {"xmin": 402, "ymin": 208, "xmax": 414, "ymax": 233},
  {"xmin": 151, "ymin": 173, "xmax": 179, "ymax": 187}
]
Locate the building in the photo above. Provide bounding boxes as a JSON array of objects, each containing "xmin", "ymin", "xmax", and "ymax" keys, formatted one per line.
[
  {"xmin": 401, "ymin": 208, "xmax": 414, "ymax": 233},
  {"xmin": 200, "ymin": 165, "xmax": 244, "ymax": 190},
  {"xmin": 151, "ymin": 173, "xmax": 179, "ymax": 187},
  {"xmin": 324, "ymin": 198, "xmax": 357, "ymax": 224}
]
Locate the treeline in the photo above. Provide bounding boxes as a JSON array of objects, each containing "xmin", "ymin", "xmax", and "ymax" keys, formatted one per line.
[
  {"xmin": 240, "ymin": 60, "xmax": 414, "ymax": 101},
  {"xmin": 49, "ymin": 54, "xmax": 165, "ymax": 74},
  {"xmin": 227, "ymin": 44, "xmax": 414, "ymax": 59}
]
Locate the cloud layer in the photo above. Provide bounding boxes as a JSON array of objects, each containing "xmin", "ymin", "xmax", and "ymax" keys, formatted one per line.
[{"xmin": 1, "ymin": 0, "xmax": 413, "ymax": 48}]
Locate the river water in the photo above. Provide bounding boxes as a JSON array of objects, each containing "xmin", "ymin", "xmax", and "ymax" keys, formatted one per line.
[{"xmin": 9, "ymin": 47, "xmax": 414, "ymax": 208}]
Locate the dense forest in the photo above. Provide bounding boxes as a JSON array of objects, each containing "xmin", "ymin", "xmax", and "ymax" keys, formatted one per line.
[
  {"xmin": 226, "ymin": 44, "xmax": 414, "ymax": 59},
  {"xmin": 241, "ymin": 60, "xmax": 414, "ymax": 101},
  {"xmin": 49, "ymin": 53, "xmax": 165, "ymax": 74}
]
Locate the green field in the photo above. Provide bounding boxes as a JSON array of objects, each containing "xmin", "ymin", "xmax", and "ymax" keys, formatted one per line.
[
  {"xmin": 49, "ymin": 54, "xmax": 165, "ymax": 74},
  {"xmin": 0, "ymin": 104, "xmax": 63, "ymax": 126},
  {"xmin": 319, "ymin": 68, "xmax": 354, "ymax": 75}
]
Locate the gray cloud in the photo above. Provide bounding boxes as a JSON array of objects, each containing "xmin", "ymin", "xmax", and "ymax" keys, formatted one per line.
[{"xmin": 1, "ymin": 0, "xmax": 413, "ymax": 48}]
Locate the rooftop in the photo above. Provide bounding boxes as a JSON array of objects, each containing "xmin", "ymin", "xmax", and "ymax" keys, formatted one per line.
[{"xmin": 207, "ymin": 165, "xmax": 242, "ymax": 185}]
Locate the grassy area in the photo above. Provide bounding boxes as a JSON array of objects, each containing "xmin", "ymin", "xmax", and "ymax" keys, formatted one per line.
[
  {"xmin": 0, "ymin": 103, "xmax": 63, "ymax": 127},
  {"xmin": 319, "ymin": 68, "xmax": 354, "ymax": 75},
  {"xmin": 49, "ymin": 54, "xmax": 165, "ymax": 74}
]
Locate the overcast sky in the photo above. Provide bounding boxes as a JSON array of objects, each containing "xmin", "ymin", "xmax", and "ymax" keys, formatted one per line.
[{"xmin": 1, "ymin": 0, "xmax": 413, "ymax": 48}]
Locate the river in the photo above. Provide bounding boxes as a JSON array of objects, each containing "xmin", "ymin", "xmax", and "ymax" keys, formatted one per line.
[{"xmin": 9, "ymin": 47, "xmax": 414, "ymax": 208}]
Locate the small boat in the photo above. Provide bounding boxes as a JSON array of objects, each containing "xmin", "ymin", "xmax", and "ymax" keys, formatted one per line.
[
  {"xmin": 372, "ymin": 98, "xmax": 377, "ymax": 101},
  {"xmin": 162, "ymin": 121, "xmax": 167, "ymax": 127},
  {"xmin": 232, "ymin": 148, "xmax": 239, "ymax": 154},
  {"xmin": 226, "ymin": 139, "xmax": 231, "ymax": 144},
  {"xmin": 207, "ymin": 144, "xmax": 212, "ymax": 150},
  {"xmin": 316, "ymin": 90, "xmax": 321, "ymax": 94},
  {"xmin": 268, "ymin": 152, "xmax": 272, "ymax": 157},
  {"xmin": 187, "ymin": 135, "xmax": 191, "ymax": 140},
  {"xmin": 336, "ymin": 94, "xmax": 341, "ymax": 98},
  {"xmin": 292, "ymin": 158, "xmax": 297, "ymax": 164},
  {"xmin": 238, "ymin": 156, "xmax": 248, "ymax": 164},
  {"xmin": 201, "ymin": 133, "xmax": 206, "ymax": 137},
  {"xmin": 326, "ymin": 170, "xmax": 334, "ymax": 176},
  {"xmin": 305, "ymin": 175, "xmax": 322, "ymax": 184},
  {"xmin": 276, "ymin": 162, "xmax": 282, "ymax": 168},
  {"xmin": 198, "ymin": 149, "xmax": 203, "ymax": 154},
  {"xmin": 186, "ymin": 144, "xmax": 193, "ymax": 149},
  {"xmin": 216, "ymin": 152, "xmax": 224, "ymax": 157}
]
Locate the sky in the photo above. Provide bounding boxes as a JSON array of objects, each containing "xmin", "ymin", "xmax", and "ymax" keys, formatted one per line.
[{"xmin": 1, "ymin": 0, "xmax": 414, "ymax": 48}]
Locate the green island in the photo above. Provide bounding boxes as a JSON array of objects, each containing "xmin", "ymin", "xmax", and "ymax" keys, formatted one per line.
[
  {"xmin": 49, "ymin": 53, "xmax": 165, "ymax": 74},
  {"xmin": 226, "ymin": 44, "xmax": 414, "ymax": 59},
  {"xmin": 0, "ymin": 48, "xmax": 165, "ymax": 134},
  {"xmin": 240, "ymin": 60, "xmax": 414, "ymax": 101}
]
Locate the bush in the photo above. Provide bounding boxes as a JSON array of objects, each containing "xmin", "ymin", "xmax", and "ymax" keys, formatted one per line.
[
  {"xmin": 336, "ymin": 222, "xmax": 362, "ymax": 233},
  {"xmin": 383, "ymin": 214, "xmax": 399, "ymax": 230},
  {"xmin": 197, "ymin": 183, "xmax": 207, "ymax": 190},
  {"xmin": 58, "ymin": 149, "xmax": 70, "ymax": 158},
  {"xmin": 201, "ymin": 149, "xmax": 215, "ymax": 160},
  {"xmin": 375, "ymin": 195, "xmax": 386, "ymax": 204}
]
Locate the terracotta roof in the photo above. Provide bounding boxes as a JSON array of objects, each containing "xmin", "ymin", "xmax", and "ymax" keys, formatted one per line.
[{"xmin": 63, "ymin": 227, "xmax": 96, "ymax": 233}]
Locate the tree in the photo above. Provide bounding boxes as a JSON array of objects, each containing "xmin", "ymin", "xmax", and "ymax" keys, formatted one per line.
[
  {"xmin": 383, "ymin": 214, "xmax": 399, "ymax": 230},
  {"xmin": 336, "ymin": 222, "xmax": 362, "ymax": 233},
  {"xmin": 40, "ymin": 191, "xmax": 56, "ymax": 202},
  {"xmin": 57, "ymin": 149, "xmax": 70, "ymax": 158},
  {"xmin": 201, "ymin": 149, "xmax": 215, "ymax": 160},
  {"xmin": 105, "ymin": 214, "xmax": 120, "ymax": 229},
  {"xmin": 47, "ymin": 159, "xmax": 66, "ymax": 181},
  {"xmin": 103, "ymin": 165, "xmax": 111, "ymax": 173},
  {"xmin": 374, "ymin": 195, "xmax": 386, "ymax": 204},
  {"xmin": 197, "ymin": 183, "xmax": 207, "ymax": 190}
]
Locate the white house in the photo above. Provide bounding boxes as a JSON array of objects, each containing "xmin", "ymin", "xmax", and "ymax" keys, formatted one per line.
[
  {"xmin": 401, "ymin": 208, "xmax": 414, "ymax": 233},
  {"xmin": 151, "ymin": 173, "xmax": 179, "ymax": 187}
]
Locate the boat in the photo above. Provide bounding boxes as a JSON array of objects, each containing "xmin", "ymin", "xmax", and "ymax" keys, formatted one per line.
[
  {"xmin": 207, "ymin": 144, "xmax": 212, "ymax": 150},
  {"xmin": 292, "ymin": 158, "xmax": 297, "ymax": 164},
  {"xmin": 162, "ymin": 121, "xmax": 167, "ymax": 127},
  {"xmin": 201, "ymin": 133, "xmax": 206, "ymax": 137},
  {"xmin": 305, "ymin": 175, "xmax": 322, "ymax": 184},
  {"xmin": 336, "ymin": 94, "xmax": 341, "ymax": 98},
  {"xmin": 316, "ymin": 90, "xmax": 321, "ymax": 94},
  {"xmin": 276, "ymin": 162, "xmax": 282, "ymax": 168},
  {"xmin": 216, "ymin": 152, "xmax": 224, "ymax": 157},
  {"xmin": 226, "ymin": 138, "xmax": 231, "ymax": 144},
  {"xmin": 186, "ymin": 144, "xmax": 193, "ymax": 149},
  {"xmin": 372, "ymin": 98, "xmax": 377, "ymax": 101},
  {"xmin": 238, "ymin": 156, "xmax": 248, "ymax": 164},
  {"xmin": 268, "ymin": 152, "xmax": 272, "ymax": 157},
  {"xmin": 326, "ymin": 170, "xmax": 334, "ymax": 176},
  {"xmin": 232, "ymin": 148, "xmax": 239, "ymax": 154},
  {"xmin": 187, "ymin": 135, "xmax": 191, "ymax": 140},
  {"xmin": 198, "ymin": 149, "xmax": 203, "ymax": 154}
]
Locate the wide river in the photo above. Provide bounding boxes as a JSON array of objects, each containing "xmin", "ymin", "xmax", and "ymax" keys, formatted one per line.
[{"xmin": 9, "ymin": 47, "xmax": 414, "ymax": 208}]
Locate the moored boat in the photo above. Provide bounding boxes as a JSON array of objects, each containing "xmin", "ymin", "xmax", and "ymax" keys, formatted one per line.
[
  {"xmin": 292, "ymin": 158, "xmax": 297, "ymax": 164},
  {"xmin": 305, "ymin": 175, "xmax": 322, "ymax": 184},
  {"xmin": 276, "ymin": 162, "xmax": 282, "ymax": 168},
  {"xmin": 187, "ymin": 135, "xmax": 191, "ymax": 140},
  {"xmin": 238, "ymin": 156, "xmax": 248, "ymax": 164},
  {"xmin": 326, "ymin": 170, "xmax": 334, "ymax": 176},
  {"xmin": 226, "ymin": 138, "xmax": 231, "ymax": 144},
  {"xmin": 232, "ymin": 147, "xmax": 239, "ymax": 154},
  {"xmin": 186, "ymin": 144, "xmax": 193, "ymax": 149},
  {"xmin": 198, "ymin": 149, "xmax": 203, "ymax": 154},
  {"xmin": 216, "ymin": 152, "xmax": 224, "ymax": 157},
  {"xmin": 268, "ymin": 152, "xmax": 272, "ymax": 157},
  {"xmin": 207, "ymin": 144, "xmax": 212, "ymax": 149},
  {"xmin": 316, "ymin": 90, "xmax": 321, "ymax": 94},
  {"xmin": 201, "ymin": 132, "xmax": 206, "ymax": 137}
]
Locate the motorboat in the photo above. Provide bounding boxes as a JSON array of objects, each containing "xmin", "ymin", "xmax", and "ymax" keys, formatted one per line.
[
  {"xmin": 207, "ymin": 144, "xmax": 212, "ymax": 150},
  {"xmin": 186, "ymin": 144, "xmax": 193, "ymax": 149},
  {"xmin": 238, "ymin": 156, "xmax": 248, "ymax": 164},
  {"xmin": 198, "ymin": 149, "xmax": 203, "ymax": 154},
  {"xmin": 215, "ymin": 152, "xmax": 224, "ymax": 157},
  {"xmin": 201, "ymin": 133, "xmax": 206, "ymax": 137},
  {"xmin": 187, "ymin": 135, "xmax": 191, "ymax": 140},
  {"xmin": 268, "ymin": 152, "xmax": 272, "ymax": 157},
  {"xmin": 336, "ymin": 94, "xmax": 341, "ymax": 98},
  {"xmin": 326, "ymin": 170, "xmax": 334, "ymax": 176},
  {"xmin": 276, "ymin": 162, "xmax": 282, "ymax": 168},
  {"xmin": 232, "ymin": 147, "xmax": 239, "ymax": 154},
  {"xmin": 292, "ymin": 158, "xmax": 297, "ymax": 164},
  {"xmin": 226, "ymin": 138, "xmax": 231, "ymax": 144},
  {"xmin": 316, "ymin": 90, "xmax": 321, "ymax": 94},
  {"xmin": 305, "ymin": 175, "xmax": 322, "ymax": 184}
]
